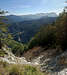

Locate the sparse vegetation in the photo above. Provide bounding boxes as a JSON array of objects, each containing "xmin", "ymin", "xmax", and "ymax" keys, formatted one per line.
[
  {"xmin": 0, "ymin": 49, "xmax": 6, "ymax": 57},
  {"xmin": 0, "ymin": 61, "xmax": 46, "ymax": 75}
]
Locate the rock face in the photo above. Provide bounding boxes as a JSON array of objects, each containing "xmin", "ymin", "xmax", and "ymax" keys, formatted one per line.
[
  {"xmin": 40, "ymin": 50, "xmax": 67, "ymax": 75},
  {"xmin": 23, "ymin": 47, "xmax": 67, "ymax": 75},
  {"xmin": 0, "ymin": 47, "xmax": 27, "ymax": 64},
  {"xmin": 0, "ymin": 47, "xmax": 39, "ymax": 65}
]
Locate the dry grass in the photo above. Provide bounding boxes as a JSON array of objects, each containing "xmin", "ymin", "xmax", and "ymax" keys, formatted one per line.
[{"xmin": 0, "ymin": 61, "xmax": 47, "ymax": 75}]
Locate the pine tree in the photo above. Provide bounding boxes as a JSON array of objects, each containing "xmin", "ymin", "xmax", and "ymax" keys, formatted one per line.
[{"xmin": 0, "ymin": 9, "xmax": 8, "ymax": 49}]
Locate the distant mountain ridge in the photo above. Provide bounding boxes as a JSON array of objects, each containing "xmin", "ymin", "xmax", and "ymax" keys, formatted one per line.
[{"xmin": 6, "ymin": 12, "xmax": 57, "ymax": 23}]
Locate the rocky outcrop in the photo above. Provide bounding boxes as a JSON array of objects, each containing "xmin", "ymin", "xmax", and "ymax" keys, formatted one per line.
[
  {"xmin": 40, "ymin": 50, "xmax": 67, "ymax": 75},
  {"xmin": 0, "ymin": 47, "xmax": 39, "ymax": 65},
  {"xmin": 0, "ymin": 47, "xmax": 27, "ymax": 64}
]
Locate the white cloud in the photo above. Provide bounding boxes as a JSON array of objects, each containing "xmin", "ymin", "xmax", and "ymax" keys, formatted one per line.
[{"xmin": 49, "ymin": 8, "xmax": 64, "ymax": 15}]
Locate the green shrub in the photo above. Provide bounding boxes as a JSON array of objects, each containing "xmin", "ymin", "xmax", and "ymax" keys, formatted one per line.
[
  {"xmin": 9, "ymin": 65, "xmax": 22, "ymax": 75},
  {"xmin": 0, "ymin": 50, "xmax": 6, "ymax": 57},
  {"xmin": 8, "ymin": 65, "xmax": 45, "ymax": 75},
  {"xmin": 3, "ymin": 39, "xmax": 28, "ymax": 56}
]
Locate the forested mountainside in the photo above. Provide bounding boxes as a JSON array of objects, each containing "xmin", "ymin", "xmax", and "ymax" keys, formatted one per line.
[
  {"xmin": 8, "ymin": 16, "xmax": 57, "ymax": 43},
  {"xmin": 28, "ymin": 11, "xmax": 67, "ymax": 50}
]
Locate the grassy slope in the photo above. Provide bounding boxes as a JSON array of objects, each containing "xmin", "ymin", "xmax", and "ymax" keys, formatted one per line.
[{"xmin": 0, "ymin": 61, "xmax": 47, "ymax": 75}]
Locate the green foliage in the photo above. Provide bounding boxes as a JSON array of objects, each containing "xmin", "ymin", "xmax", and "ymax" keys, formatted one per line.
[
  {"xmin": 8, "ymin": 65, "xmax": 45, "ymax": 75},
  {"xmin": 3, "ymin": 38, "xmax": 28, "ymax": 56},
  {"xmin": 0, "ymin": 9, "xmax": 9, "ymax": 49},
  {"xmin": 29, "ymin": 11, "xmax": 67, "ymax": 50},
  {"xmin": 56, "ymin": 12, "xmax": 67, "ymax": 50},
  {"xmin": 0, "ymin": 10, "xmax": 8, "ymax": 33},
  {"xmin": 9, "ymin": 65, "xmax": 22, "ymax": 75},
  {"xmin": 0, "ymin": 9, "xmax": 28, "ymax": 56},
  {"xmin": 0, "ymin": 63, "xmax": 46, "ymax": 75},
  {"xmin": 29, "ymin": 25, "xmax": 56, "ymax": 49},
  {"xmin": 0, "ymin": 49, "xmax": 6, "ymax": 57},
  {"xmin": 0, "ymin": 61, "xmax": 8, "ymax": 68},
  {"xmin": 23, "ymin": 65, "xmax": 44, "ymax": 75}
]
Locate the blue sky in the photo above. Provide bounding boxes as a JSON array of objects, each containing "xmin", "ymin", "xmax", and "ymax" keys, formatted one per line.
[{"xmin": 0, "ymin": 0, "xmax": 65, "ymax": 15}]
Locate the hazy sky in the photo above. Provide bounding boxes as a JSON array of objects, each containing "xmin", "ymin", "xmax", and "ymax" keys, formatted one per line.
[{"xmin": 0, "ymin": 0, "xmax": 66, "ymax": 15}]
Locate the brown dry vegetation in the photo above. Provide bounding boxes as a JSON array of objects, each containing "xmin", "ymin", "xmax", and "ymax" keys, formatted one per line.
[
  {"xmin": 0, "ymin": 61, "xmax": 47, "ymax": 75},
  {"xmin": 23, "ymin": 46, "xmax": 63, "ymax": 61}
]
